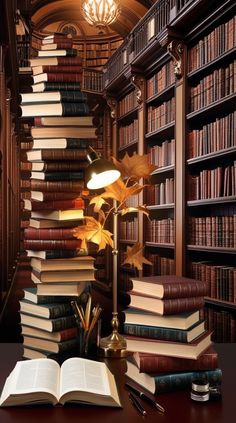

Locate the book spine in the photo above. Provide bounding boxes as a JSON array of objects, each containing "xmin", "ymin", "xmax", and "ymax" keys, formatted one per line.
[
  {"xmin": 59, "ymin": 91, "xmax": 87, "ymax": 103},
  {"xmin": 36, "ymin": 82, "xmax": 81, "ymax": 91},
  {"xmin": 52, "ymin": 315, "xmax": 76, "ymax": 331},
  {"xmin": 30, "ymin": 180, "xmax": 84, "ymax": 192},
  {"xmin": 59, "ymin": 327, "xmax": 78, "ymax": 341},
  {"xmin": 48, "ymin": 303, "xmax": 73, "ymax": 319},
  {"xmin": 37, "ymin": 162, "xmax": 88, "ymax": 172},
  {"xmin": 61, "ymin": 103, "xmax": 89, "ymax": 116},
  {"xmin": 46, "ymin": 73, "xmax": 82, "ymax": 82},
  {"xmin": 57, "ymin": 338, "xmax": 78, "ymax": 353},
  {"xmin": 137, "ymin": 351, "xmax": 219, "ymax": 373},
  {"xmin": 56, "ymin": 57, "xmax": 83, "ymax": 66},
  {"xmin": 32, "ymin": 192, "xmax": 81, "ymax": 201},
  {"xmin": 162, "ymin": 281, "xmax": 208, "ymax": 298},
  {"xmin": 38, "ymin": 65, "xmax": 83, "ymax": 74},
  {"xmin": 34, "ymin": 171, "xmax": 84, "ymax": 181},
  {"xmin": 123, "ymin": 323, "xmax": 189, "ymax": 342},
  {"xmin": 24, "ymin": 239, "xmax": 82, "ymax": 250},
  {"xmin": 154, "ymin": 369, "xmax": 222, "ymax": 394},
  {"xmin": 37, "ymin": 250, "xmax": 81, "ymax": 259},
  {"xmin": 32, "ymin": 149, "xmax": 87, "ymax": 161},
  {"xmin": 25, "ymin": 227, "xmax": 78, "ymax": 240},
  {"xmin": 25, "ymin": 197, "xmax": 84, "ymax": 210},
  {"xmin": 163, "ymin": 297, "xmax": 205, "ymax": 315}
]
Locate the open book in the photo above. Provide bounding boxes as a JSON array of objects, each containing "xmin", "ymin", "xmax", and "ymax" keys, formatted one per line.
[{"xmin": 0, "ymin": 357, "xmax": 121, "ymax": 408}]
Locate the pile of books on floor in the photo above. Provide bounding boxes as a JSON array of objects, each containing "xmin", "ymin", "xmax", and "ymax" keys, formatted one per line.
[
  {"xmin": 18, "ymin": 32, "xmax": 98, "ymax": 360},
  {"xmin": 121, "ymin": 275, "xmax": 222, "ymax": 394}
]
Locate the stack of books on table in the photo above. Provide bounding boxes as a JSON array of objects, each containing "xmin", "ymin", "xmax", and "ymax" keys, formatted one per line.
[
  {"xmin": 121, "ymin": 275, "xmax": 222, "ymax": 394},
  {"xmin": 18, "ymin": 32, "xmax": 98, "ymax": 359}
]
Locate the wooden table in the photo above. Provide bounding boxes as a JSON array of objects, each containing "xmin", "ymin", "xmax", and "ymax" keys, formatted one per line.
[{"xmin": 0, "ymin": 343, "xmax": 235, "ymax": 423}]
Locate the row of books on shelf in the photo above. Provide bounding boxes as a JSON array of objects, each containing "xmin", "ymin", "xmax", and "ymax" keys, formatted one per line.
[
  {"xmin": 188, "ymin": 15, "xmax": 235, "ymax": 72},
  {"xmin": 144, "ymin": 253, "xmax": 175, "ymax": 276},
  {"xmin": 119, "ymin": 218, "xmax": 139, "ymax": 241},
  {"xmin": 190, "ymin": 261, "xmax": 236, "ymax": 303},
  {"xmin": 147, "ymin": 179, "xmax": 174, "ymax": 205},
  {"xmin": 187, "ymin": 112, "xmax": 235, "ymax": 158},
  {"xmin": 119, "ymin": 274, "xmax": 222, "ymax": 394},
  {"xmin": 118, "ymin": 119, "xmax": 138, "ymax": 147},
  {"xmin": 118, "ymin": 91, "xmax": 138, "ymax": 117},
  {"xmin": 146, "ymin": 218, "xmax": 175, "ymax": 244},
  {"xmin": 147, "ymin": 60, "xmax": 175, "ymax": 98},
  {"xmin": 204, "ymin": 307, "xmax": 236, "ymax": 343},
  {"xmin": 189, "ymin": 163, "xmax": 236, "ymax": 200},
  {"xmin": 148, "ymin": 139, "xmax": 175, "ymax": 167},
  {"xmin": 189, "ymin": 60, "xmax": 235, "ymax": 112},
  {"xmin": 147, "ymin": 98, "xmax": 175, "ymax": 133},
  {"xmin": 188, "ymin": 215, "xmax": 236, "ymax": 248}
]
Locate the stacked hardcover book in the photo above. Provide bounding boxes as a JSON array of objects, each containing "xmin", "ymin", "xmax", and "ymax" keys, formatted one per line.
[
  {"xmin": 19, "ymin": 32, "xmax": 97, "ymax": 360},
  {"xmin": 121, "ymin": 275, "xmax": 222, "ymax": 394}
]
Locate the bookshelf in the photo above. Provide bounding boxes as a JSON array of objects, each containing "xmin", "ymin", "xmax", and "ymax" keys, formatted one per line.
[
  {"xmin": 102, "ymin": 0, "xmax": 236, "ymax": 341},
  {"xmin": 185, "ymin": 6, "xmax": 236, "ymax": 342}
]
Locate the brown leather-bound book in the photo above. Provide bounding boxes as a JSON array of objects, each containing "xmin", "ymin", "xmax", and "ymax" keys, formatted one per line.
[
  {"xmin": 23, "ymin": 197, "xmax": 84, "ymax": 211},
  {"xmin": 23, "ymin": 239, "xmax": 82, "ymax": 250},
  {"xmin": 32, "ymin": 65, "xmax": 82, "ymax": 75},
  {"xmin": 132, "ymin": 345, "xmax": 218, "ymax": 373},
  {"xmin": 30, "ymin": 180, "xmax": 84, "ymax": 192},
  {"xmin": 31, "ymin": 161, "xmax": 88, "ymax": 172},
  {"xmin": 30, "ymin": 191, "xmax": 84, "ymax": 202},
  {"xmin": 32, "ymin": 72, "xmax": 82, "ymax": 84},
  {"xmin": 29, "ymin": 56, "xmax": 83, "ymax": 67},
  {"xmin": 24, "ymin": 227, "xmax": 80, "ymax": 240},
  {"xmin": 120, "ymin": 291, "xmax": 205, "ymax": 315},
  {"xmin": 121, "ymin": 275, "xmax": 208, "ymax": 298}
]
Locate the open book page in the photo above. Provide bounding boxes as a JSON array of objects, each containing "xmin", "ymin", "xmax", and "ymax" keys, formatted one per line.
[
  {"xmin": 0, "ymin": 359, "xmax": 60, "ymax": 406},
  {"xmin": 59, "ymin": 357, "xmax": 121, "ymax": 406}
]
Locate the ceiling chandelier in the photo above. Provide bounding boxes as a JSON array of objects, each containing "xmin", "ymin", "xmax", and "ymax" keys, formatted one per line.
[{"xmin": 82, "ymin": 0, "xmax": 120, "ymax": 32}]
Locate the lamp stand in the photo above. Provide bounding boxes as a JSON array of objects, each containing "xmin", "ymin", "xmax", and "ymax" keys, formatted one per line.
[{"xmin": 99, "ymin": 200, "xmax": 128, "ymax": 358}]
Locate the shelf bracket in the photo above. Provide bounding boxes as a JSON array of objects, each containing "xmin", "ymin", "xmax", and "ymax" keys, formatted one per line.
[
  {"xmin": 130, "ymin": 74, "xmax": 144, "ymax": 105},
  {"xmin": 167, "ymin": 40, "xmax": 184, "ymax": 79},
  {"xmin": 105, "ymin": 95, "xmax": 117, "ymax": 119}
]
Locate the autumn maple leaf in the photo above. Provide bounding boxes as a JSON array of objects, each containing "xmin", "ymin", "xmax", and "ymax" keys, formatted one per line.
[
  {"xmin": 73, "ymin": 216, "xmax": 113, "ymax": 251},
  {"xmin": 122, "ymin": 242, "xmax": 152, "ymax": 270},
  {"xmin": 102, "ymin": 177, "xmax": 145, "ymax": 205},
  {"xmin": 112, "ymin": 152, "xmax": 157, "ymax": 180}
]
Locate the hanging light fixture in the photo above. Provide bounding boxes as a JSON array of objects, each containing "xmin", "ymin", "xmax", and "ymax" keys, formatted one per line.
[{"xmin": 82, "ymin": 0, "xmax": 120, "ymax": 32}]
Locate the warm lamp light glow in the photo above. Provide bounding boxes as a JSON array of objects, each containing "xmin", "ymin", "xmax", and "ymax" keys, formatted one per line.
[
  {"xmin": 85, "ymin": 146, "xmax": 121, "ymax": 189},
  {"xmin": 82, "ymin": 0, "xmax": 120, "ymax": 31}
]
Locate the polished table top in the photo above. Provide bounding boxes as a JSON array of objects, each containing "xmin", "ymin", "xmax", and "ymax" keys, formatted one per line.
[{"xmin": 0, "ymin": 343, "xmax": 235, "ymax": 423}]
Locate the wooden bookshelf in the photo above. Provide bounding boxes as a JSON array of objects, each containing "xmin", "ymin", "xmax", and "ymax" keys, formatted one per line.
[{"xmin": 102, "ymin": 0, "xmax": 236, "ymax": 341}]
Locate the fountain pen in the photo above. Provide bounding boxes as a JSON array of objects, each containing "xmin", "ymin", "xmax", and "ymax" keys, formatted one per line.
[{"xmin": 125, "ymin": 382, "xmax": 165, "ymax": 413}]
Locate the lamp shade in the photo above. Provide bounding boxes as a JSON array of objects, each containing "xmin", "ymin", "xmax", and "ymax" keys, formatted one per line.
[{"xmin": 85, "ymin": 148, "xmax": 120, "ymax": 189}]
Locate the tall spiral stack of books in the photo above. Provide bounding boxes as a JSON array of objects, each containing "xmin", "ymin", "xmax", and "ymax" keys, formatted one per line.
[{"xmin": 18, "ymin": 32, "xmax": 98, "ymax": 361}]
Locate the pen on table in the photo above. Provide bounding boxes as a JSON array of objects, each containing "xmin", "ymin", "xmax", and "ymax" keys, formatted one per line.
[
  {"xmin": 125, "ymin": 382, "xmax": 165, "ymax": 413},
  {"xmin": 129, "ymin": 392, "xmax": 147, "ymax": 416}
]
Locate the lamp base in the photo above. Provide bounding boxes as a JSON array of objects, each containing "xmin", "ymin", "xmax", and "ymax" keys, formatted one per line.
[
  {"xmin": 98, "ymin": 312, "xmax": 129, "ymax": 358},
  {"xmin": 99, "ymin": 332, "xmax": 129, "ymax": 358}
]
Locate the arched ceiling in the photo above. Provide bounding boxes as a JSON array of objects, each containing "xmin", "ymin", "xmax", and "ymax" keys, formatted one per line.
[{"xmin": 31, "ymin": 0, "xmax": 156, "ymax": 39}]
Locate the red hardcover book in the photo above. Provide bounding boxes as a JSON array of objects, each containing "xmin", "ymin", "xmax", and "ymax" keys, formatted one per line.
[
  {"xmin": 39, "ymin": 42, "xmax": 74, "ymax": 50},
  {"xmin": 23, "ymin": 197, "xmax": 84, "ymax": 211},
  {"xmin": 30, "ymin": 180, "xmax": 84, "ymax": 193},
  {"xmin": 132, "ymin": 345, "xmax": 218, "ymax": 373},
  {"xmin": 21, "ymin": 325, "xmax": 78, "ymax": 343},
  {"xmin": 29, "ymin": 56, "xmax": 83, "ymax": 67},
  {"xmin": 27, "ymin": 149, "xmax": 87, "ymax": 162},
  {"xmin": 32, "ymin": 65, "xmax": 83, "ymax": 75},
  {"xmin": 23, "ymin": 239, "xmax": 82, "ymax": 250},
  {"xmin": 32, "ymin": 73, "xmax": 83, "ymax": 84},
  {"xmin": 24, "ymin": 227, "xmax": 79, "ymax": 240}
]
